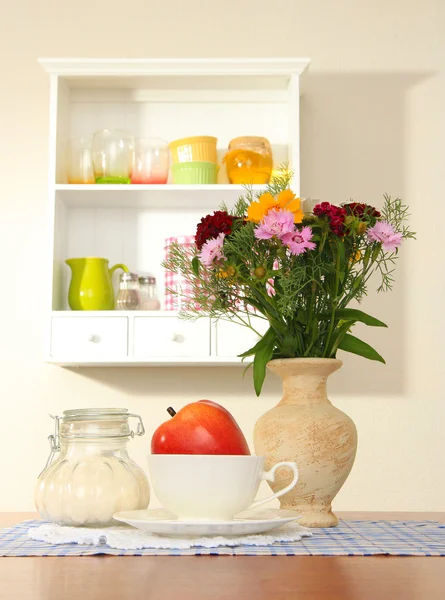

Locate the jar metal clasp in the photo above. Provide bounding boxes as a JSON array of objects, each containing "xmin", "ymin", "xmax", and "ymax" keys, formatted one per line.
[
  {"xmin": 128, "ymin": 413, "xmax": 145, "ymax": 437},
  {"xmin": 39, "ymin": 414, "xmax": 62, "ymax": 477}
]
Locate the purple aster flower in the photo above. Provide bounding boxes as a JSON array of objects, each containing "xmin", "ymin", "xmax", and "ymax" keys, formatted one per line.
[
  {"xmin": 282, "ymin": 226, "xmax": 316, "ymax": 256},
  {"xmin": 254, "ymin": 209, "xmax": 295, "ymax": 241},
  {"xmin": 367, "ymin": 221, "xmax": 403, "ymax": 252},
  {"xmin": 199, "ymin": 233, "xmax": 226, "ymax": 267}
]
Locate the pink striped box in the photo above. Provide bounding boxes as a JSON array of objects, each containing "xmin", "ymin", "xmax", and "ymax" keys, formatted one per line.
[{"xmin": 164, "ymin": 235, "xmax": 197, "ymax": 311}]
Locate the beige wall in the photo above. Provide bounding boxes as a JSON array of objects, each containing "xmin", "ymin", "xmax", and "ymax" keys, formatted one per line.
[{"xmin": 0, "ymin": 0, "xmax": 444, "ymax": 511}]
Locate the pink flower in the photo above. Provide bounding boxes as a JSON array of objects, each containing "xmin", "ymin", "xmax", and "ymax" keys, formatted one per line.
[
  {"xmin": 367, "ymin": 221, "xmax": 402, "ymax": 252},
  {"xmin": 282, "ymin": 227, "xmax": 316, "ymax": 256},
  {"xmin": 199, "ymin": 233, "xmax": 226, "ymax": 267},
  {"xmin": 254, "ymin": 209, "xmax": 295, "ymax": 241}
]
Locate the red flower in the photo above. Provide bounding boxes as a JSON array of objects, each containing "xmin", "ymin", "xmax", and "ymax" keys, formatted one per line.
[
  {"xmin": 313, "ymin": 202, "xmax": 332, "ymax": 217},
  {"xmin": 195, "ymin": 211, "xmax": 236, "ymax": 250},
  {"xmin": 313, "ymin": 202, "xmax": 347, "ymax": 237},
  {"xmin": 330, "ymin": 215, "xmax": 346, "ymax": 236},
  {"xmin": 343, "ymin": 202, "xmax": 381, "ymax": 219}
]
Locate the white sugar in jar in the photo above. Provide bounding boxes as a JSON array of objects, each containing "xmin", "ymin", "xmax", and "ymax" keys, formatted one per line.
[{"xmin": 35, "ymin": 409, "xmax": 150, "ymax": 526}]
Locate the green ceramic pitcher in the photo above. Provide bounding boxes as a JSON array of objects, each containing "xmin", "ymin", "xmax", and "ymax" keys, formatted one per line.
[{"xmin": 66, "ymin": 257, "xmax": 129, "ymax": 310}]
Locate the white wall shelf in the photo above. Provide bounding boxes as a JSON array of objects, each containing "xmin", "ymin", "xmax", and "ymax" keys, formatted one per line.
[
  {"xmin": 55, "ymin": 184, "xmax": 263, "ymax": 210},
  {"xmin": 49, "ymin": 358, "xmax": 251, "ymax": 367},
  {"xmin": 41, "ymin": 57, "xmax": 310, "ymax": 367},
  {"xmin": 49, "ymin": 311, "xmax": 269, "ymax": 367},
  {"xmin": 38, "ymin": 57, "xmax": 310, "ymax": 80}
]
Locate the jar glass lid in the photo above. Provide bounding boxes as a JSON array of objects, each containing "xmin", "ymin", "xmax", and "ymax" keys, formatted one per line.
[
  {"xmin": 62, "ymin": 408, "xmax": 130, "ymax": 421},
  {"xmin": 55, "ymin": 409, "xmax": 145, "ymax": 440}
]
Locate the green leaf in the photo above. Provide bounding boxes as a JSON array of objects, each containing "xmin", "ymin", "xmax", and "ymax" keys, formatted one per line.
[
  {"xmin": 295, "ymin": 308, "xmax": 308, "ymax": 325},
  {"xmin": 191, "ymin": 257, "xmax": 200, "ymax": 277},
  {"xmin": 372, "ymin": 245, "xmax": 382, "ymax": 261},
  {"xmin": 328, "ymin": 320, "xmax": 355, "ymax": 357},
  {"xmin": 332, "ymin": 309, "xmax": 387, "ymax": 328},
  {"xmin": 253, "ymin": 338, "xmax": 275, "ymax": 396},
  {"xmin": 244, "ymin": 297, "xmax": 264, "ymax": 313},
  {"xmin": 352, "ymin": 274, "xmax": 364, "ymax": 291},
  {"xmin": 281, "ymin": 333, "xmax": 296, "ymax": 358},
  {"xmin": 242, "ymin": 362, "xmax": 253, "ymax": 377},
  {"xmin": 323, "ymin": 264, "xmax": 336, "ymax": 274},
  {"xmin": 248, "ymin": 289, "xmax": 286, "ymax": 334},
  {"xmin": 238, "ymin": 327, "xmax": 275, "ymax": 358},
  {"xmin": 336, "ymin": 237, "xmax": 346, "ymax": 266},
  {"xmin": 338, "ymin": 334, "xmax": 386, "ymax": 363},
  {"xmin": 268, "ymin": 317, "xmax": 287, "ymax": 336}
]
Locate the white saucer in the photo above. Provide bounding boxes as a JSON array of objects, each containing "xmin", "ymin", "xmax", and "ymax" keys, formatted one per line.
[{"xmin": 113, "ymin": 507, "xmax": 301, "ymax": 537}]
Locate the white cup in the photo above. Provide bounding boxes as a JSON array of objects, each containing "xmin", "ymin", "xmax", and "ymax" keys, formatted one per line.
[{"xmin": 147, "ymin": 454, "xmax": 299, "ymax": 521}]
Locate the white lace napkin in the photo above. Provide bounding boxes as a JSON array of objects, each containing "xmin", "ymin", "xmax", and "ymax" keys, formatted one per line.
[{"xmin": 29, "ymin": 522, "xmax": 311, "ymax": 550}]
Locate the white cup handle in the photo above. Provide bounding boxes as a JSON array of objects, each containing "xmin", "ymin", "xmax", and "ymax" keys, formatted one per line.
[{"xmin": 249, "ymin": 461, "xmax": 299, "ymax": 510}]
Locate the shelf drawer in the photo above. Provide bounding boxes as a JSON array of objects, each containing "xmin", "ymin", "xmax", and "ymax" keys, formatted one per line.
[
  {"xmin": 216, "ymin": 317, "xmax": 269, "ymax": 358},
  {"xmin": 134, "ymin": 317, "xmax": 210, "ymax": 357},
  {"xmin": 51, "ymin": 317, "xmax": 128, "ymax": 358}
]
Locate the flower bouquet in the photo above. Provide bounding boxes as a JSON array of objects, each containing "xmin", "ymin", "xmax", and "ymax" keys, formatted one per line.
[{"xmin": 164, "ymin": 171, "xmax": 414, "ymax": 395}]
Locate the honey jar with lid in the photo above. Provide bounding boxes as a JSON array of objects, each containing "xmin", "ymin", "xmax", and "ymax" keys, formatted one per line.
[{"xmin": 224, "ymin": 136, "xmax": 273, "ymax": 185}]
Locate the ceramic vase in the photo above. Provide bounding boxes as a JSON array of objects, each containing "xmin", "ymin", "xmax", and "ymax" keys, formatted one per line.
[{"xmin": 254, "ymin": 358, "xmax": 357, "ymax": 527}]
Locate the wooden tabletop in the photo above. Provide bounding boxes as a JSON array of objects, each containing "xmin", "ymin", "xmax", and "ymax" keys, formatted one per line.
[{"xmin": 1, "ymin": 512, "xmax": 444, "ymax": 600}]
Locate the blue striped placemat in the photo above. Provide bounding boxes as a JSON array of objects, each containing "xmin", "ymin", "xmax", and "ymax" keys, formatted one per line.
[{"xmin": 1, "ymin": 519, "xmax": 444, "ymax": 556}]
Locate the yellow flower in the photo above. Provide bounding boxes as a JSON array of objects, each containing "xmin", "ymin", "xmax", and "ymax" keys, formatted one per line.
[
  {"xmin": 253, "ymin": 266, "xmax": 267, "ymax": 279},
  {"xmin": 276, "ymin": 190, "xmax": 304, "ymax": 223},
  {"xmin": 246, "ymin": 193, "xmax": 276, "ymax": 222},
  {"xmin": 349, "ymin": 250, "xmax": 362, "ymax": 265},
  {"xmin": 216, "ymin": 265, "xmax": 236, "ymax": 279},
  {"xmin": 246, "ymin": 190, "xmax": 304, "ymax": 224}
]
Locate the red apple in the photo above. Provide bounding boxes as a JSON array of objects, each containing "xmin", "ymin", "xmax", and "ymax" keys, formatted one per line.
[{"xmin": 151, "ymin": 400, "xmax": 251, "ymax": 455}]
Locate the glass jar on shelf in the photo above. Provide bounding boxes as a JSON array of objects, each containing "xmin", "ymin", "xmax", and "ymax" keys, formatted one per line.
[
  {"xmin": 92, "ymin": 129, "xmax": 134, "ymax": 184},
  {"xmin": 66, "ymin": 138, "xmax": 95, "ymax": 184},
  {"xmin": 131, "ymin": 138, "xmax": 170, "ymax": 184},
  {"xmin": 223, "ymin": 136, "xmax": 273, "ymax": 184},
  {"xmin": 35, "ymin": 409, "xmax": 150, "ymax": 526},
  {"xmin": 116, "ymin": 272, "xmax": 141, "ymax": 310},
  {"xmin": 139, "ymin": 276, "xmax": 161, "ymax": 310}
]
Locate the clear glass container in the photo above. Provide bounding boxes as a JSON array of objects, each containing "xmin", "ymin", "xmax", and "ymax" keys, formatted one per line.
[
  {"xmin": 92, "ymin": 129, "xmax": 134, "ymax": 184},
  {"xmin": 116, "ymin": 272, "xmax": 141, "ymax": 310},
  {"xmin": 66, "ymin": 138, "xmax": 95, "ymax": 184},
  {"xmin": 131, "ymin": 138, "xmax": 170, "ymax": 184},
  {"xmin": 139, "ymin": 276, "xmax": 161, "ymax": 310},
  {"xmin": 35, "ymin": 409, "xmax": 150, "ymax": 526},
  {"xmin": 224, "ymin": 136, "xmax": 273, "ymax": 184}
]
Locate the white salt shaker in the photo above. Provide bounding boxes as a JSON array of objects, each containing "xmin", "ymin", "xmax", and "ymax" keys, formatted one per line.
[{"xmin": 139, "ymin": 275, "xmax": 161, "ymax": 310}]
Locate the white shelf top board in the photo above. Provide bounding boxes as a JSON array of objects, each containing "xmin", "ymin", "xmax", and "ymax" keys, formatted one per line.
[
  {"xmin": 39, "ymin": 57, "xmax": 310, "ymax": 76},
  {"xmin": 38, "ymin": 58, "xmax": 310, "ymax": 90},
  {"xmin": 55, "ymin": 184, "xmax": 264, "ymax": 210}
]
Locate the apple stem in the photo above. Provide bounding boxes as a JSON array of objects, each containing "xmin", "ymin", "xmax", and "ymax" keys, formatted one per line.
[{"xmin": 167, "ymin": 407, "xmax": 177, "ymax": 417}]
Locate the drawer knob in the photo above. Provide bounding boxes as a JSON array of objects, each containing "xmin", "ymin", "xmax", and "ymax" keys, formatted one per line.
[
  {"xmin": 88, "ymin": 334, "xmax": 101, "ymax": 343},
  {"xmin": 171, "ymin": 333, "xmax": 185, "ymax": 344}
]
